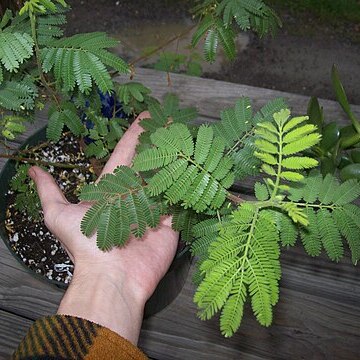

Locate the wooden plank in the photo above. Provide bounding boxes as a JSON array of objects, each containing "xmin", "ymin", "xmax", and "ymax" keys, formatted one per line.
[
  {"xmin": 129, "ymin": 68, "xmax": 360, "ymax": 124},
  {"xmin": 139, "ymin": 257, "xmax": 360, "ymax": 360},
  {"xmin": 0, "ymin": 239, "xmax": 63, "ymax": 319},
  {"xmin": 16, "ymin": 109, "xmax": 49, "ymax": 143},
  {"xmin": 0, "ymin": 310, "xmax": 33, "ymax": 359}
]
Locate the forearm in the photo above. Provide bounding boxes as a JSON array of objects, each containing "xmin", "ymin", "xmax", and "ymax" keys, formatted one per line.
[{"xmin": 57, "ymin": 266, "xmax": 145, "ymax": 345}]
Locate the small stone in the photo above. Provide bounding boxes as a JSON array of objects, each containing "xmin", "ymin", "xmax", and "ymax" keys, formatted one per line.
[{"xmin": 11, "ymin": 233, "xmax": 19, "ymax": 242}]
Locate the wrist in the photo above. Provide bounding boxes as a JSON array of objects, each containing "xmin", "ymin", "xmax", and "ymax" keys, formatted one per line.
[{"xmin": 57, "ymin": 265, "xmax": 145, "ymax": 345}]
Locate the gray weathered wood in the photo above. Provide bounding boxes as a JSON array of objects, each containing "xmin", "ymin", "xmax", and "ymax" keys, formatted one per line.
[
  {"xmin": 0, "ymin": 310, "xmax": 33, "ymax": 359},
  {"xmin": 128, "ymin": 68, "xmax": 360, "ymax": 123},
  {"xmin": 0, "ymin": 69, "xmax": 359, "ymax": 359}
]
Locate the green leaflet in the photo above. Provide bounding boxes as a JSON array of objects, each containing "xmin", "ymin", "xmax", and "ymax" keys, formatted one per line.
[
  {"xmin": 194, "ymin": 125, "xmax": 213, "ymax": 165},
  {"xmin": 97, "ymin": 205, "xmax": 119, "ymax": 251},
  {"xmin": 300, "ymin": 208, "xmax": 322, "ymax": 257},
  {"xmin": 81, "ymin": 200, "xmax": 108, "ymax": 237},
  {"xmin": 276, "ymin": 212, "xmax": 298, "ymax": 247},
  {"xmin": 254, "ymin": 182, "xmax": 269, "ymax": 201},
  {"xmin": 41, "ymin": 32, "xmax": 129, "ymax": 94},
  {"xmin": 171, "ymin": 207, "xmax": 204, "ymax": 244},
  {"xmin": 80, "ymin": 166, "xmax": 160, "ymax": 246},
  {"xmin": 0, "ymin": 31, "xmax": 34, "ymax": 72},
  {"xmin": 194, "ymin": 205, "xmax": 281, "ymax": 337},
  {"xmin": 333, "ymin": 205, "xmax": 360, "ymax": 264},
  {"xmin": 192, "ymin": 0, "xmax": 281, "ymax": 62},
  {"xmin": 0, "ymin": 79, "xmax": 38, "ymax": 111},
  {"xmin": 317, "ymin": 209, "xmax": 343, "ymax": 261},
  {"xmin": 133, "ymin": 123, "xmax": 235, "ymax": 212},
  {"xmin": 285, "ymin": 172, "xmax": 360, "ymax": 263},
  {"xmin": 254, "ymin": 108, "xmax": 320, "ymax": 195},
  {"xmin": 46, "ymin": 102, "xmax": 83, "ymax": 141},
  {"xmin": 204, "ymin": 28, "xmax": 218, "ymax": 63}
]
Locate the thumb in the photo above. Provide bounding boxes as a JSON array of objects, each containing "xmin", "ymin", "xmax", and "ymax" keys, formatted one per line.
[{"xmin": 29, "ymin": 166, "xmax": 68, "ymax": 218}]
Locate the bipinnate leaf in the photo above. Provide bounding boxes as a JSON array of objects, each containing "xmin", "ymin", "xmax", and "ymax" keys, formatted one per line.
[
  {"xmin": 0, "ymin": 32, "xmax": 34, "ymax": 72},
  {"xmin": 80, "ymin": 166, "xmax": 160, "ymax": 246},
  {"xmin": 81, "ymin": 201, "xmax": 108, "ymax": 237},
  {"xmin": 46, "ymin": 102, "xmax": 84, "ymax": 141},
  {"xmin": 255, "ymin": 108, "xmax": 321, "ymax": 197},
  {"xmin": 195, "ymin": 206, "xmax": 281, "ymax": 336},
  {"xmin": 134, "ymin": 123, "xmax": 235, "ymax": 212},
  {"xmin": 97, "ymin": 205, "xmax": 120, "ymax": 250},
  {"xmin": 41, "ymin": 32, "xmax": 129, "ymax": 93},
  {"xmin": 192, "ymin": 0, "xmax": 280, "ymax": 62},
  {"xmin": 284, "ymin": 171, "xmax": 360, "ymax": 262}
]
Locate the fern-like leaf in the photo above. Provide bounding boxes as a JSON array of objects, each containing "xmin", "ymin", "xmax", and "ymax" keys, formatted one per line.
[
  {"xmin": 133, "ymin": 123, "xmax": 235, "ymax": 212},
  {"xmin": 255, "ymin": 108, "xmax": 320, "ymax": 196},
  {"xmin": 41, "ymin": 32, "xmax": 129, "ymax": 93},
  {"xmin": 337, "ymin": 204, "xmax": 360, "ymax": 264},
  {"xmin": 204, "ymin": 28, "xmax": 218, "ymax": 63},
  {"xmin": 194, "ymin": 205, "xmax": 281, "ymax": 336},
  {"xmin": 0, "ymin": 79, "xmax": 38, "ymax": 111},
  {"xmin": 0, "ymin": 31, "xmax": 34, "ymax": 72},
  {"xmin": 286, "ymin": 172, "xmax": 360, "ymax": 262},
  {"xmin": 80, "ymin": 166, "xmax": 160, "ymax": 245},
  {"xmin": 317, "ymin": 209, "xmax": 343, "ymax": 261},
  {"xmin": 81, "ymin": 200, "xmax": 108, "ymax": 237}
]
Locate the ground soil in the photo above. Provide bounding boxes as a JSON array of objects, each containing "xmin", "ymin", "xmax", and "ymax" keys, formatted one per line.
[{"xmin": 65, "ymin": 0, "xmax": 360, "ymax": 105}]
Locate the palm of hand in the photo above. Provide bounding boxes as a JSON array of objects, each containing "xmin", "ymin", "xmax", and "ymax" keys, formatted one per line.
[{"xmin": 30, "ymin": 112, "xmax": 179, "ymax": 302}]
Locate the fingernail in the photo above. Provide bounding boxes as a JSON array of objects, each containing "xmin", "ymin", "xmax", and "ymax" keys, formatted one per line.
[{"xmin": 28, "ymin": 166, "xmax": 37, "ymax": 179}]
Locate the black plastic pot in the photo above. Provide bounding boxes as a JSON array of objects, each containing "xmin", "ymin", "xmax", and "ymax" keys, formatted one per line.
[{"xmin": 0, "ymin": 126, "xmax": 191, "ymax": 318}]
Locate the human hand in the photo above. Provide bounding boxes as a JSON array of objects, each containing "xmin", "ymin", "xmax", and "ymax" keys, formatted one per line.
[{"xmin": 29, "ymin": 111, "xmax": 179, "ymax": 343}]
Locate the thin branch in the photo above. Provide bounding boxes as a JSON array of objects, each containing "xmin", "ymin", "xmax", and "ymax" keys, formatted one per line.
[
  {"xmin": 0, "ymin": 153, "xmax": 90, "ymax": 170},
  {"xmin": 227, "ymin": 192, "xmax": 243, "ymax": 205},
  {"xmin": 129, "ymin": 24, "xmax": 197, "ymax": 67}
]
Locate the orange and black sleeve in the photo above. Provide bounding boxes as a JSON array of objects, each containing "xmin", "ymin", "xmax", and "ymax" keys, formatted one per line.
[{"xmin": 12, "ymin": 315, "xmax": 148, "ymax": 360}]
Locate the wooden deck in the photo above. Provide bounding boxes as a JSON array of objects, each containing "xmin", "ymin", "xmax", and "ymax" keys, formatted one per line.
[{"xmin": 1, "ymin": 68, "xmax": 360, "ymax": 359}]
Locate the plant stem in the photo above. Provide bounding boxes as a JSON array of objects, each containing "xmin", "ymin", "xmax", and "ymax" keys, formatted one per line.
[
  {"xmin": 180, "ymin": 152, "xmax": 243, "ymax": 205},
  {"xmin": 29, "ymin": 11, "xmax": 60, "ymax": 107},
  {"xmin": 227, "ymin": 192, "xmax": 243, "ymax": 204},
  {"xmin": 270, "ymin": 126, "xmax": 283, "ymax": 200},
  {"xmin": 226, "ymin": 129, "xmax": 255, "ymax": 156},
  {"xmin": 286, "ymin": 201, "xmax": 336, "ymax": 211},
  {"xmin": 0, "ymin": 153, "xmax": 89, "ymax": 170}
]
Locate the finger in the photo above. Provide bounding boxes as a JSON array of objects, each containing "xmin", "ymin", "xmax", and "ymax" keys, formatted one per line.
[
  {"xmin": 29, "ymin": 166, "xmax": 68, "ymax": 216},
  {"xmin": 100, "ymin": 111, "xmax": 149, "ymax": 176}
]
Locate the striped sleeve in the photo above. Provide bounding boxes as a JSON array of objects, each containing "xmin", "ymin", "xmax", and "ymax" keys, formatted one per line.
[{"xmin": 12, "ymin": 315, "xmax": 148, "ymax": 360}]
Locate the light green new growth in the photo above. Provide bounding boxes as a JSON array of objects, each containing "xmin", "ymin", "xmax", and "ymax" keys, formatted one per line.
[
  {"xmin": 194, "ymin": 205, "xmax": 280, "ymax": 336},
  {"xmin": 211, "ymin": 97, "xmax": 287, "ymax": 179}
]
